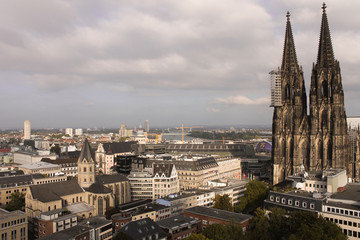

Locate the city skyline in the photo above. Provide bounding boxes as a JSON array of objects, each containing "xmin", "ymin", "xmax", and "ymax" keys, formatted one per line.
[{"xmin": 1, "ymin": 1, "xmax": 360, "ymax": 128}]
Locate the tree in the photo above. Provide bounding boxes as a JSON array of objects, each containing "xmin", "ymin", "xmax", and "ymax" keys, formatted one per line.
[
  {"xmin": 246, "ymin": 208, "xmax": 271, "ymax": 240},
  {"xmin": 50, "ymin": 145, "xmax": 61, "ymax": 155},
  {"xmin": 235, "ymin": 180, "xmax": 268, "ymax": 213},
  {"xmin": 203, "ymin": 223, "xmax": 244, "ymax": 240},
  {"xmin": 185, "ymin": 233, "xmax": 210, "ymax": 240},
  {"xmin": 6, "ymin": 192, "xmax": 25, "ymax": 211},
  {"xmin": 213, "ymin": 194, "xmax": 234, "ymax": 212},
  {"xmin": 243, "ymin": 208, "xmax": 346, "ymax": 240}
]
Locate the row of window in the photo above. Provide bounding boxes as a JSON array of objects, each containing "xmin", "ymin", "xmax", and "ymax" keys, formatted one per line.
[
  {"xmin": 1, "ymin": 227, "xmax": 26, "ymax": 240},
  {"xmin": 326, "ymin": 206, "xmax": 360, "ymax": 217},
  {"xmin": 326, "ymin": 217, "xmax": 359, "ymax": 228},
  {"xmin": 269, "ymin": 195, "xmax": 315, "ymax": 209},
  {"xmin": 305, "ymin": 183, "xmax": 327, "ymax": 189},
  {"xmin": 37, "ymin": 178, "xmax": 66, "ymax": 184},
  {"xmin": 1, "ymin": 218, "xmax": 26, "ymax": 229}
]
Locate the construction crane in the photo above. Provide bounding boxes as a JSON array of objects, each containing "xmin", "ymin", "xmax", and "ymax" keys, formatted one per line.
[
  {"xmin": 176, "ymin": 124, "xmax": 204, "ymax": 143},
  {"xmin": 146, "ymin": 133, "xmax": 162, "ymax": 144}
]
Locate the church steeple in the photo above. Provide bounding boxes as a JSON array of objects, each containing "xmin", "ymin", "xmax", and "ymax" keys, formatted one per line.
[
  {"xmin": 78, "ymin": 138, "xmax": 95, "ymax": 164},
  {"xmin": 316, "ymin": 3, "xmax": 335, "ymax": 69},
  {"xmin": 78, "ymin": 138, "xmax": 96, "ymax": 188},
  {"xmin": 281, "ymin": 12, "xmax": 299, "ymax": 74}
]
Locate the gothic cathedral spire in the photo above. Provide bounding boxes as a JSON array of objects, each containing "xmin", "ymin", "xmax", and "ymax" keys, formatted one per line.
[
  {"xmin": 272, "ymin": 12, "xmax": 308, "ymax": 185},
  {"xmin": 309, "ymin": 3, "xmax": 350, "ymax": 172}
]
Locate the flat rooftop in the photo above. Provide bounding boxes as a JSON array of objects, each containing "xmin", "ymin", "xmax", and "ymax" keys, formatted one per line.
[
  {"xmin": 157, "ymin": 214, "xmax": 199, "ymax": 229},
  {"xmin": 0, "ymin": 209, "xmax": 26, "ymax": 220},
  {"xmin": 330, "ymin": 183, "xmax": 360, "ymax": 202},
  {"xmin": 185, "ymin": 206, "xmax": 251, "ymax": 223},
  {"xmin": 20, "ymin": 161, "xmax": 60, "ymax": 170}
]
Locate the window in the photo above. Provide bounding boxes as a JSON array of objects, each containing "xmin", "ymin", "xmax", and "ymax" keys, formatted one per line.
[
  {"xmin": 11, "ymin": 230, "xmax": 16, "ymax": 240},
  {"xmin": 310, "ymin": 203, "xmax": 314, "ymax": 209},
  {"xmin": 84, "ymin": 167, "xmax": 86, "ymax": 172},
  {"xmin": 2, "ymin": 233, "xmax": 7, "ymax": 240},
  {"xmin": 295, "ymin": 201, "xmax": 299, "ymax": 207},
  {"xmin": 339, "ymin": 220, "xmax": 343, "ymax": 224},
  {"xmin": 270, "ymin": 195, "xmax": 274, "ymax": 201},
  {"xmin": 288, "ymin": 199, "xmax": 293, "ymax": 205},
  {"xmin": 276, "ymin": 197, "xmax": 280, "ymax": 203},
  {"xmin": 281, "ymin": 198, "xmax": 286, "ymax": 204},
  {"xmin": 302, "ymin": 202, "xmax": 307, "ymax": 208}
]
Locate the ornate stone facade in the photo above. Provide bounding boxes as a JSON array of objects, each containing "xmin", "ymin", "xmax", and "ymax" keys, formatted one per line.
[{"xmin": 272, "ymin": 5, "xmax": 350, "ymax": 184}]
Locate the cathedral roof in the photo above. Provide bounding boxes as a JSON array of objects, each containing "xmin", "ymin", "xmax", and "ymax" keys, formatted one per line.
[
  {"xmin": 96, "ymin": 174, "xmax": 128, "ymax": 184},
  {"xmin": 78, "ymin": 138, "xmax": 95, "ymax": 163},
  {"xmin": 281, "ymin": 12, "xmax": 299, "ymax": 74},
  {"xmin": 316, "ymin": 3, "xmax": 335, "ymax": 69}
]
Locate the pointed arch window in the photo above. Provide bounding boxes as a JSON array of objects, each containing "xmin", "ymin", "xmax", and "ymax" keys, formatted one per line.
[
  {"xmin": 322, "ymin": 81, "xmax": 328, "ymax": 98},
  {"xmin": 285, "ymin": 85, "xmax": 291, "ymax": 100}
]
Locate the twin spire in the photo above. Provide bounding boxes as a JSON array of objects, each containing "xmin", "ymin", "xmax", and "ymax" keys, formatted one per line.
[
  {"xmin": 281, "ymin": 11, "xmax": 299, "ymax": 73},
  {"xmin": 282, "ymin": 3, "xmax": 335, "ymax": 73},
  {"xmin": 317, "ymin": 2, "xmax": 335, "ymax": 68}
]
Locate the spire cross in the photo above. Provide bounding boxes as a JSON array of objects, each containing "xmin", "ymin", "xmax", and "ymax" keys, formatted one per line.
[
  {"xmin": 286, "ymin": 11, "xmax": 290, "ymax": 20},
  {"xmin": 322, "ymin": 2, "xmax": 327, "ymax": 12}
]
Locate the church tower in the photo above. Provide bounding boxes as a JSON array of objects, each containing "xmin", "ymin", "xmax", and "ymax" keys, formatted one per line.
[
  {"xmin": 78, "ymin": 138, "xmax": 96, "ymax": 188},
  {"xmin": 309, "ymin": 3, "xmax": 350, "ymax": 172},
  {"xmin": 272, "ymin": 12, "xmax": 309, "ymax": 185}
]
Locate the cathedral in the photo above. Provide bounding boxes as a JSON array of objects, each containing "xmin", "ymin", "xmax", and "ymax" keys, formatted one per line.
[{"xmin": 272, "ymin": 4, "xmax": 351, "ymax": 184}]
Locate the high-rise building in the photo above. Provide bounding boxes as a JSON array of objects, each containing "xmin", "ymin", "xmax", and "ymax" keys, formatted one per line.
[
  {"xmin": 24, "ymin": 120, "xmax": 31, "ymax": 140},
  {"xmin": 74, "ymin": 128, "xmax": 83, "ymax": 136},
  {"xmin": 269, "ymin": 68, "xmax": 282, "ymax": 107},
  {"xmin": 272, "ymin": 4, "xmax": 350, "ymax": 184},
  {"xmin": 65, "ymin": 128, "xmax": 73, "ymax": 137},
  {"xmin": 144, "ymin": 120, "xmax": 149, "ymax": 132}
]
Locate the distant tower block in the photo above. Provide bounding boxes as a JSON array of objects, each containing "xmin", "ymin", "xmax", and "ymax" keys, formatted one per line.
[
  {"xmin": 24, "ymin": 120, "xmax": 31, "ymax": 140},
  {"xmin": 269, "ymin": 68, "xmax": 282, "ymax": 107},
  {"xmin": 144, "ymin": 120, "xmax": 149, "ymax": 132}
]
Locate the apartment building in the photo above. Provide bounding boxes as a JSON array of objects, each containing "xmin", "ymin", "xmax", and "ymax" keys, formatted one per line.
[
  {"xmin": 128, "ymin": 163, "xmax": 180, "ymax": 200},
  {"xmin": 0, "ymin": 209, "xmax": 27, "ymax": 240},
  {"xmin": 34, "ymin": 209, "xmax": 77, "ymax": 238},
  {"xmin": 147, "ymin": 155, "xmax": 241, "ymax": 190}
]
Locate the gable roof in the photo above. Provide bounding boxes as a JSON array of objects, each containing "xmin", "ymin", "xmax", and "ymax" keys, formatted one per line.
[
  {"xmin": 29, "ymin": 179, "xmax": 84, "ymax": 203},
  {"xmin": 153, "ymin": 164, "xmax": 173, "ymax": 178}
]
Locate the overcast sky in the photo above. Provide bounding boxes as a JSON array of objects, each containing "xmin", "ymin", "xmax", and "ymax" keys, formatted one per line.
[{"xmin": 1, "ymin": 0, "xmax": 360, "ymax": 129}]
